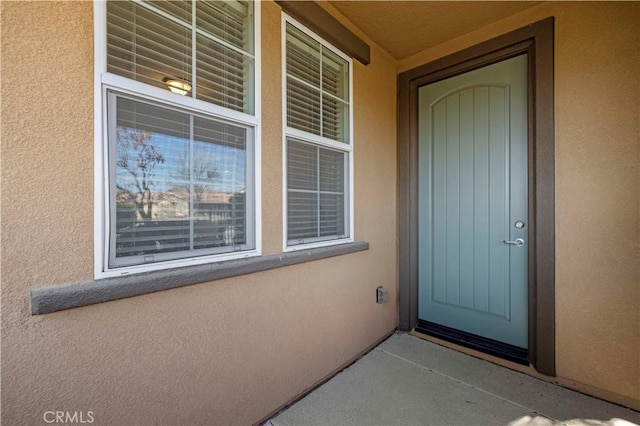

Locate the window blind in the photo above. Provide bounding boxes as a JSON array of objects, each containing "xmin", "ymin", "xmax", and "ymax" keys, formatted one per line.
[
  {"xmin": 285, "ymin": 22, "xmax": 349, "ymax": 143},
  {"xmin": 287, "ymin": 138, "xmax": 345, "ymax": 244},
  {"xmin": 101, "ymin": 0, "xmax": 257, "ymax": 274},
  {"xmin": 107, "ymin": 0, "xmax": 254, "ymax": 113}
]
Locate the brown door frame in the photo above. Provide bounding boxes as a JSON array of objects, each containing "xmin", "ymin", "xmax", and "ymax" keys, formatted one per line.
[{"xmin": 397, "ymin": 18, "xmax": 555, "ymax": 375}]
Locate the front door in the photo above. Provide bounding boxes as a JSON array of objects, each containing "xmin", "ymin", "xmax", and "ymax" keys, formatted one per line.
[{"xmin": 417, "ymin": 54, "xmax": 528, "ymax": 358}]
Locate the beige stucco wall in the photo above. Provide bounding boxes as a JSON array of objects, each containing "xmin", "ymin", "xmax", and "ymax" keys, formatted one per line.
[
  {"xmin": 2, "ymin": 0, "xmax": 638, "ymax": 422},
  {"xmin": 0, "ymin": 1, "xmax": 397, "ymax": 424},
  {"xmin": 399, "ymin": 1, "xmax": 640, "ymax": 407}
]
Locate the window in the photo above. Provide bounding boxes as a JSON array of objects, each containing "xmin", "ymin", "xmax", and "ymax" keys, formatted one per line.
[
  {"xmin": 96, "ymin": 1, "xmax": 260, "ymax": 277},
  {"xmin": 283, "ymin": 17, "xmax": 353, "ymax": 249}
]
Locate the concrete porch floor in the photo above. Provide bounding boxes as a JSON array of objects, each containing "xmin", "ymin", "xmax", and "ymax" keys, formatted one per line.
[{"xmin": 267, "ymin": 333, "xmax": 639, "ymax": 426}]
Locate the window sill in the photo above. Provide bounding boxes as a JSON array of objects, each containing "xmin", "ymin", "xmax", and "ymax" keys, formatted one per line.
[{"xmin": 30, "ymin": 241, "xmax": 369, "ymax": 315}]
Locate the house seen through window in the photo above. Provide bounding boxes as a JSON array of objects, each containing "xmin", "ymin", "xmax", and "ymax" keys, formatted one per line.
[{"xmin": 99, "ymin": 0, "xmax": 258, "ymax": 275}]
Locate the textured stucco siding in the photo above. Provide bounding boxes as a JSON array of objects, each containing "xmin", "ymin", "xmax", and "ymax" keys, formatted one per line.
[
  {"xmin": 0, "ymin": 1, "xmax": 398, "ymax": 424},
  {"xmin": 1, "ymin": 0, "xmax": 638, "ymax": 423}
]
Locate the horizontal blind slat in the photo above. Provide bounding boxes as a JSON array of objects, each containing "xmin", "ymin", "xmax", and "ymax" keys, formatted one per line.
[
  {"xmin": 196, "ymin": 1, "xmax": 249, "ymax": 51},
  {"xmin": 286, "ymin": 138, "xmax": 346, "ymax": 243},
  {"xmin": 141, "ymin": 0, "xmax": 192, "ymax": 23},
  {"xmin": 107, "ymin": 0, "xmax": 253, "ymax": 114},
  {"xmin": 287, "ymin": 77, "xmax": 321, "ymax": 136},
  {"xmin": 196, "ymin": 34, "xmax": 247, "ymax": 112}
]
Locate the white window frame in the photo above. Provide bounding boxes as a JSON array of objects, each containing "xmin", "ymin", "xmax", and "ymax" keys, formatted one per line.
[
  {"xmin": 281, "ymin": 14, "xmax": 354, "ymax": 252},
  {"xmin": 94, "ymin": 0, "xmax": 262, "ymax": 279}
]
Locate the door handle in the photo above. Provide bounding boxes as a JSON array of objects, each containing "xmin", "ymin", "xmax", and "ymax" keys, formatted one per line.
[{"xmin": 503, "ymin": 238, "xmax": 525, "ymax": 247}]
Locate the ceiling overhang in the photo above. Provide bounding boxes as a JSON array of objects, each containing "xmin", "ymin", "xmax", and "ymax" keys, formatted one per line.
[{"xmin": 328, "ymin": 1, "xmax": 543, "ymax": 60}]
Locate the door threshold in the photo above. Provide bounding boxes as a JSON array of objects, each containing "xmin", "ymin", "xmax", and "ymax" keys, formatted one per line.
[{"xmin": 416, "ymin": 320, "xmax": 529, "ymax": 366}]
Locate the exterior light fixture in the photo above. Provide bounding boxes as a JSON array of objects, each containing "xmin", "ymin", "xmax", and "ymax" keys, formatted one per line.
[{"xmin": 164, "ymin": 78, "xmax": 192, "ymax": 96}]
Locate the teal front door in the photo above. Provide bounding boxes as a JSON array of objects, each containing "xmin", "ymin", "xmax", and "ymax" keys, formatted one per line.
[{"xmin": 417, "ymin": 54, "xmax": 528, "ymax": 351}]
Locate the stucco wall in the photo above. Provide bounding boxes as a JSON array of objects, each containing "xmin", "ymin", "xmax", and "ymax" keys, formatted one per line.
[
  {"xmin": 0, "ymin": 1, "xmax": 398, "ymax": 424},
  {"xmin": 399, "ymin": 1, "xmax": 639, "ymax": 407},
  {"xmin": 2, "ymin": 0, "xmax": 637, "ymax": 422}
]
